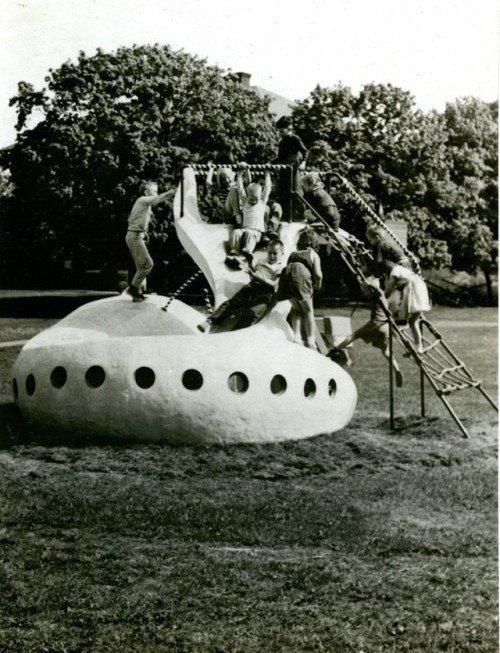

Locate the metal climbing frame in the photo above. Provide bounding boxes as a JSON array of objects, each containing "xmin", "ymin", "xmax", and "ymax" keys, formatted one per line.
[
  {"xmin": 295, "ymin": 188, "xmax": 498, "ymax": 438},
  {"xmin": 182, "ymin": 163, "xmax": 295, "ymax": 220}
]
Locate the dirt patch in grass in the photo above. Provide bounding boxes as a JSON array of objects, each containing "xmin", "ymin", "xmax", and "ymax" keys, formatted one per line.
[{"xmin": 0, "ymin": 308, "xmax": 497, "ymax": 652}]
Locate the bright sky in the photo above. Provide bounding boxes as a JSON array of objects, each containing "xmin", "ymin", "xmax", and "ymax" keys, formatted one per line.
[{"xmin": 0, "ymin": 0, "xmax": 498, "ymax": 148}]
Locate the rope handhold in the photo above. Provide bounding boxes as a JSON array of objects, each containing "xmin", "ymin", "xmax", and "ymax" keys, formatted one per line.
[
  {"xmin": 332, "ymin": 173, "xmax": 421, "ymax": 276},
  {"xmin": 162, "ymin": 270, "xmax": 202, "ymax": 312}
]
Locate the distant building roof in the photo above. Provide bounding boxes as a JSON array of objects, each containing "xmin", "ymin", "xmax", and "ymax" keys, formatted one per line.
[{"xmin": 234, "ymin": 72, "xmax": 295, "ymax": 119}]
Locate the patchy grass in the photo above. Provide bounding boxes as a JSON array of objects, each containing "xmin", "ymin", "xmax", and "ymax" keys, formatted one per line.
[{"xmin": 0, "ymin": 307, "xmax": 497, "ymax": 652}]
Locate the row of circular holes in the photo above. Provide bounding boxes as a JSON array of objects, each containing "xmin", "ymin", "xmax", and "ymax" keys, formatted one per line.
[{"xmin": 13, "ymin": 365, "xmax": 337, "ymax": 400}]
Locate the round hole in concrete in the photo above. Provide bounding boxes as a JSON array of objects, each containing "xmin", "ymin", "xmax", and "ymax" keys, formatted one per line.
[
  {"xmin": 26, "ymin": 374, "xmax": 36, "ymax": 396},
  {"xmin": 328, "ymin": 378, "xmax": 337, "ymax": 398},
  {"xmin": 135, "ymin": 366, "xmax": 155, "ymax": 389},
  {"xmin": 50, "ymin": 366, "xmax": 67, "ymax": 389},
  {"xmin": 270, "ymin": 374, "xmax": 287, "ymax": 395},
  {"xmin": 304, "ymin": 378, "xmax": 316, "ymax": 399},
  {"xmin": 228, "ymin": 372, "xmax": 249, "ymax": 394},
  {"xmin": 182, "ymin": 369, "xmax": 203, "ymax": 390},
  {"xmin": 85, "ymin": 366, "xmax": 105, "ymax": 388}
]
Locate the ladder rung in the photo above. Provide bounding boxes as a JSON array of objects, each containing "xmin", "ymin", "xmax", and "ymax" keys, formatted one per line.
[
  {"xmin": 438, "ymin": 381, "xmax": 481, "ymax": 395},
  {"xmin": 435, "ymin": 363, "xmax": 465, "ymax": 379}
]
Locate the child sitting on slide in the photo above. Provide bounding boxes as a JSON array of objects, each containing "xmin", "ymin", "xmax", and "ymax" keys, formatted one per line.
[{"xmin": 198, "ymin": 239, "xmax": 284, "ymax": 333}]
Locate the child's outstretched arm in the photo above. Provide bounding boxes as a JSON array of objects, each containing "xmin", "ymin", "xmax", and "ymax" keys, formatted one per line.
[
  {"xmin": 312, "ymin": 251, "xmax": 323, "ymax": 292},
  {"xmin": 262, "ymin": 171, "xmax": 272, "ymax": 204},
  {"xmin": 236, "ymin": 169, "xmax": 247, "ymax": 205}
]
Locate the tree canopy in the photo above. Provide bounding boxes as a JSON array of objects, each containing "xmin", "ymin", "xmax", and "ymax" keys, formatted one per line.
[
  {"xmin": 1, "ymin": 44, "xmax": 278, "ymax": 286},
  {"xmin": 1, "ymin": 46, "xmax": 497, "ymax": 298},
  {"xmin": 292, "ymin": 84, "xmax": 498, "ymax": 286}
]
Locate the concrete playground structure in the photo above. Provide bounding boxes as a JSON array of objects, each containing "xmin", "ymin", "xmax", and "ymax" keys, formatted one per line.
[{"xmin": 11, "ymin": 168, "xmax": 357, "ymax": 444}]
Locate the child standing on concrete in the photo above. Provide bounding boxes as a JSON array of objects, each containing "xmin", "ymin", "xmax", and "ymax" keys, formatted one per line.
[
  {"xmin": 125, "ymin": 180, "xmax": 175, "ymax": 301},
  {"xmin": 277, "ymin": 228, "xmax": 323, "ymax": 349}
]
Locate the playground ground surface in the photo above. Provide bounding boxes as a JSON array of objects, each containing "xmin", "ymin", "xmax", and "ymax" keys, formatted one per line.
[{"xmin": 0, "ymin": 305, "xmax": 497, "ymax": 652}]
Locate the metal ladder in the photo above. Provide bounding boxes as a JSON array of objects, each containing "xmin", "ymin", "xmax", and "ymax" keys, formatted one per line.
[{"xmin": 296, "ymin": 184, "xmax": 498, "ymax": 438}]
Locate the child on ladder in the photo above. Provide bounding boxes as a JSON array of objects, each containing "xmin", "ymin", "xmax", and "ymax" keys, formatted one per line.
[
  {"xmin": 277, "ymin": 228, "xmax": 323, "ymax": 349},
  {"xmin": 383, "ymin": 260, "xmax": 431, "ymax": 354},
  {"xmin": 328, "ymin": 276, "xmax": 404, "ymax": 387}
]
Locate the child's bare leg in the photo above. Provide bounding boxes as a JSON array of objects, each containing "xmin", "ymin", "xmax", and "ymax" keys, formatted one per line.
[
  {"xmin": 298, "ymin": 298, "xmax": 316, "ymax": 347},
  {"xmin": 409, "ymin": 312, "xmax": 424, "ymax": 352},
  {"xmin": 289, "ymin": 300, "xmax": 302, "ymax": 343},
  {"xmin": 335, "ymin": 335, "xmax": 355, "ymax": 350},
  {"xmin": 381, "ymin": 347, "xmax": 400, "ymax": 372},
  {"xmin": 382, "ymin": 346, "xmax": 404, "ymax": 386}
]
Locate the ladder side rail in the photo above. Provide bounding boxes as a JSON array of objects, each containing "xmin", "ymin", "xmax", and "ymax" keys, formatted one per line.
[
  {"xmin": 421, "ymin": 318, "xmax": 485, "ymax": 386},
  {"xmin": 332, "ymin": 173, "xmax": 422, "ymax": 276},
  {"xmin": 294, "ymin": 193, "xmax": 495, "ymax": 430},
  {"xmin": 294, "ymin": 194, "xmax": 376, "ymax": 283}
]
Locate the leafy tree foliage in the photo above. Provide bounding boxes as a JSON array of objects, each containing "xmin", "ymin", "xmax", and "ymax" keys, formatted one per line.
[
  {"xmin": 293, "ymin": 85, "xmax": 498, "ymax": 289},
  {"xmin": 1, "ymin": 45, "xmax": 278, "ymax": 287}
]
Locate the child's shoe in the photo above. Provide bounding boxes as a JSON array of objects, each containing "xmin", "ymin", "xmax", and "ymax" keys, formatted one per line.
[
  {"xmin": 197, "ymin": 321, "xmax": 211, "ymax": 333},
  {"xmin": 126, "ymin": 286, "xmax": 145, "ymax": 302},
  {"xmin": 225, "ymin": 256, "xmax": 241, "ymax": 270}
]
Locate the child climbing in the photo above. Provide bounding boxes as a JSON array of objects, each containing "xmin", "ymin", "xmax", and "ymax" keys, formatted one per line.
[
  {"xmin": 365, "ymin": 223, "xmax": 410, "ymax": 275},
  {"xmin": 329, "ymin": 276, "xmax": 404, "ymax": 387},
  {"xmin": 383, "ymin": 260, "xmax": 431, "ymax": 354},
  {"xmin": 277, "ymin": 228, "xmax": 322, "ymax": 349},
  {"xmin": 302, "ymin": 171, "xmax": 341, "ymax": 232}
]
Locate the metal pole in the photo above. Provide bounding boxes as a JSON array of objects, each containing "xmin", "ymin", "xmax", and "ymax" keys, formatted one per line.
[
  {"xmin": 180, "ymin": 174, "xmax": 184, "ymax": 218},
  {"xmin": 420, "ymin": 366, "xmax": 426, "ymax": 417},
  {"xmin": 389, "ymin": 318, "xmax": 395, "ymax": 430}
]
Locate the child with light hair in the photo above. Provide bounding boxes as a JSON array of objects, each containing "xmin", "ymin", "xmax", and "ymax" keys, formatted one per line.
[
  {"xmin": 225, "ymin": 166, "xmax": 271, "ymax": 268},
  {"xmin": 125, "ymin": 180, "xmax": 175, "ymax": 301},
  {"xmin": 366, "ymin": 223, "xmax": 410, "ymax": 272},
  {"xmin": 383, "ymin": 260, "xmax": 431, "ymax": 355}
]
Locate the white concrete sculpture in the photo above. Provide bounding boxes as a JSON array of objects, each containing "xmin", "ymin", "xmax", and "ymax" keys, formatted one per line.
[{"xmin": 11, "ymin": 167, "xmax": 357, "ymax": 443}]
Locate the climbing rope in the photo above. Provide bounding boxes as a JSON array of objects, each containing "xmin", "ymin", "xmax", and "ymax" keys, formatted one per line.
[
  {"xmin": 162, "ymin": 270, "xmax": 202, "ymax": 312},
  {"xmin": 332, "ymin": 173, "xmax": 422, "ymax": 276},
  {"xmin": 203, "ymin": 288, "xmax": 213, "ymax": 314}
]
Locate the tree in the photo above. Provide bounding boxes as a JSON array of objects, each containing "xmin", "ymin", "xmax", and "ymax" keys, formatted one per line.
[
  {"xmin": 1, "ymin": 45, "xmax": 278, "ymax": 288},
  {"xmin": 291, "ymin": 84, "xmax": 498, "ymax": 292},
  {"xmin": 439, "ymin": 98, "xmax": 498, "ymax": 297}
]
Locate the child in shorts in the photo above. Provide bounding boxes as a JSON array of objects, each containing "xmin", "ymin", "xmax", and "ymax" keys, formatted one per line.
[
  {"xmin": 329, "ymin": 276, "xmax": 404, "ymax": 387},
  {"xmin": 277, "ymin": 228, "xmax": 323, "ymax": 349}
]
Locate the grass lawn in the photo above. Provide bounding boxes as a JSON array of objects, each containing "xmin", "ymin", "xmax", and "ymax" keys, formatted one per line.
[{"xmin": 0, "ymin": 306, "xmax": 497, "ymax": 652}]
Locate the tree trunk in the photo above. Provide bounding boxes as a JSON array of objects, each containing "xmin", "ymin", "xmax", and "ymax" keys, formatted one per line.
[{"xmin": 483, "ymin": 267, "xmax": 493, "ymax": 305}]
